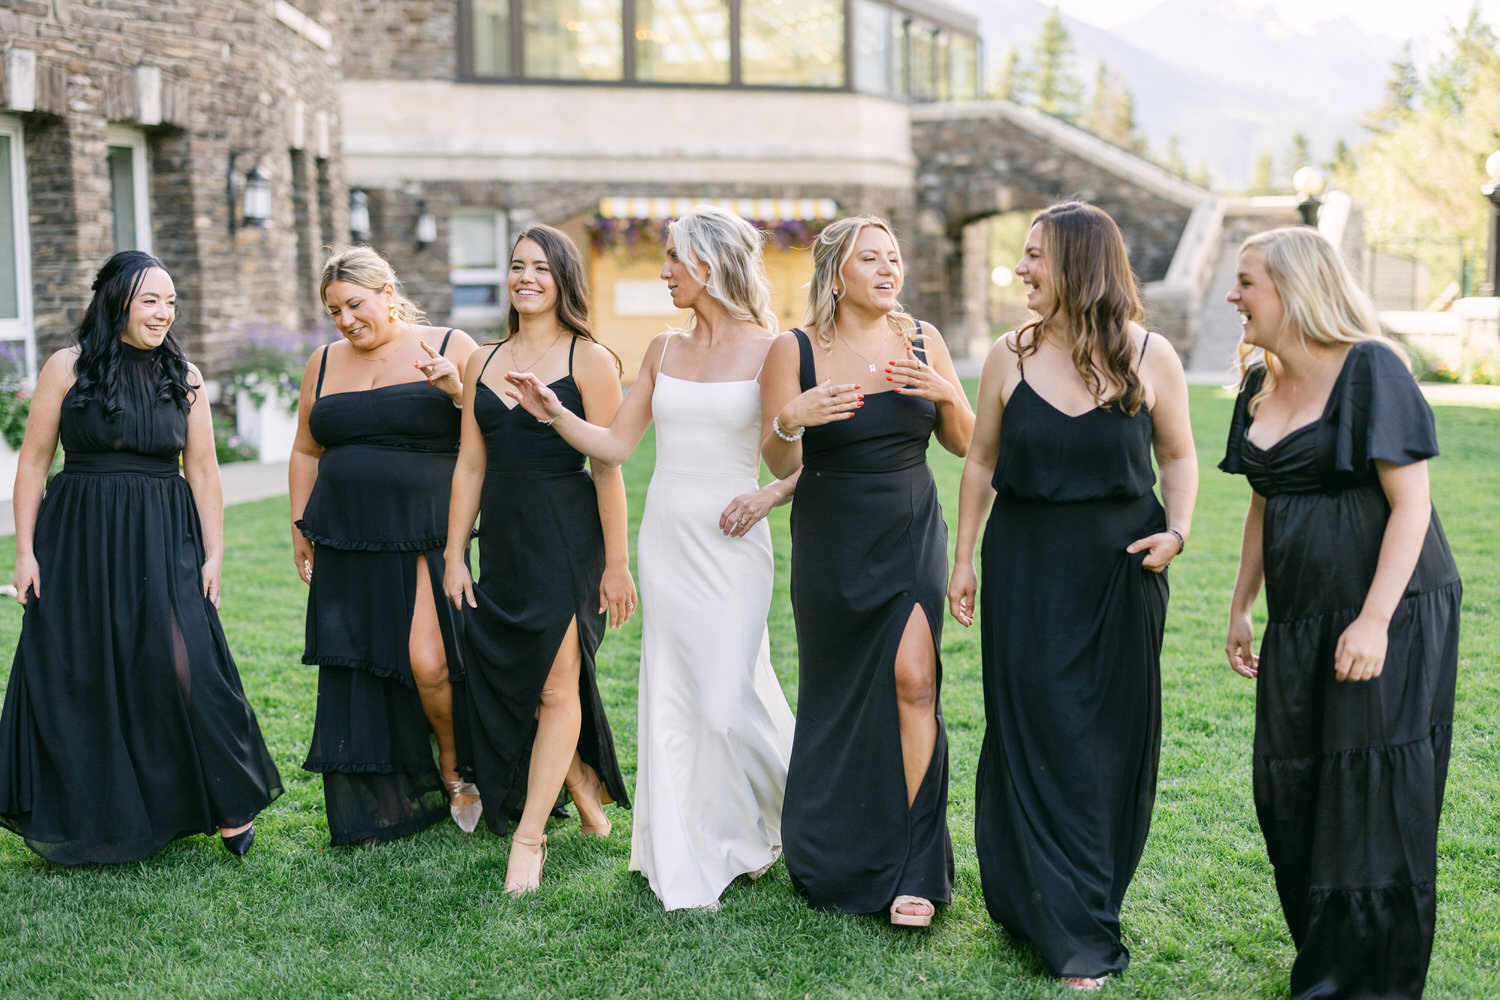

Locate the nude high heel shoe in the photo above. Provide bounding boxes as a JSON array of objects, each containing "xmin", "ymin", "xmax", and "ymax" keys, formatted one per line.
[
  {"xmin": 505, "ymin": 833, "xmax": 547, "ymax": 895},
  {"xmin": 565, "ymin": 763, "xmax": 612, "ymax": 838},
  {"xmin": 444, "ymin": 778, "xmax": 483, "ymax": 834}
]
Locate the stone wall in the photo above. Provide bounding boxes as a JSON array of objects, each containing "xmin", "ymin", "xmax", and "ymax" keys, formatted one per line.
[
  {"xmin": 0, "ymin": 0, "xmax": 346, "ymax": 376},
  {"xmin": 344, "ymin": 0, "xmax": 455, "ymax": 81}
]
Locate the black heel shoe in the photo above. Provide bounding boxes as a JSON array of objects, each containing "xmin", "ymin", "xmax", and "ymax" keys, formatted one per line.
[{"xmin": 220, "ymin": 825, "xmax": 255, "ymax": 857}]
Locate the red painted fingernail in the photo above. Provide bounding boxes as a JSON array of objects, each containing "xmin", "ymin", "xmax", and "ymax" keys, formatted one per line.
[
  {"xmin": 856, "ymin": 401, "xmax": 864, "ymax": 407},
  {"xmin": 886, "ymin": 376, "xmax": 893, "ymax": 381},
  {"xmin": 856, "ymin": 394, "xmax": 864, "ymax": 400}
]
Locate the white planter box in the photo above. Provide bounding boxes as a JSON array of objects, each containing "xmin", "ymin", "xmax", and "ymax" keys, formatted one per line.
[
  {"xmin": 235, "ymin": 387, "xmax": 298, "ymax": 465},
  {"xmin": 0, "ymin": 435, "xmax": 18, "ymax": 502}
]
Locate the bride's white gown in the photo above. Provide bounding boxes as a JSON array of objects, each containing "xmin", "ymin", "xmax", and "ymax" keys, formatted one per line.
[{"xmin": 628, "ymin": 367, "xmax": 796, "ymax": 911}]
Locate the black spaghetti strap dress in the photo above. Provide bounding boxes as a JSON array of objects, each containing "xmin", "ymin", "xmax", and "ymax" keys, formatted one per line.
[
  {"xmin": 781, "ymin": 327, "xmax": 954, "ymax": 914},
  {"xmin": 973, "ymin": 337, "xmax": 1168, "ymax": 980},
  {"xmin": 1221, "ymin": 341, "xmax": 1460, "ymax": 1000},
  {"xmin": 0, "ymin": 344, "xmax": 282, "ymax": 864},
  {"xmin": 451, "ymin": 340, "xmax": 629, "ymax": 836},
  {"xmin": 298, "ymin": 330, "xmax": 467, "ymax": 845}
]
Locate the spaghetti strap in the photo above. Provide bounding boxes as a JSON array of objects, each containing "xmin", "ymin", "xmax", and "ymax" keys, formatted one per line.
[
  {"xmin": 911, "ymin": 320, "xmax": 928, "ymax": 366},
  {"xmin": 792, "ymin": 328, "xmax": 816, "ymax": 393},
  {"xmin": 475, "ymin": 343, "xmax": 501, "ymax": 383},
  {"xmin": 1139, "ymin": 330, "xmax": 1151, "ymax": 363},
  {"xmin": 438, "ymin": 328, "xmax": 454, "ymax": 355},
  {"xmin": 314, "ymin": 345, "xmax": 331, "ymax": 399},
  {"xmin": 657, "ymin": 332, "xmax": 673, "ymax": 378},
  {"xmin": 567, "ymin": 335, "xmax": 577, "ymax": 375}
]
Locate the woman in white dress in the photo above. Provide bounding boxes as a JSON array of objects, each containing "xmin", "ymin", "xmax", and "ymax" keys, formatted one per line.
[{"xmin": 506, "ymin": 205, "xmax": 797, "ymax": 910}]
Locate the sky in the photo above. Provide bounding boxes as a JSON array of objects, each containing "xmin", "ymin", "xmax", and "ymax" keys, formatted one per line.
[{"xmin": 1039, "ymin": 0, "xmax": 1499, "ymax": 43}]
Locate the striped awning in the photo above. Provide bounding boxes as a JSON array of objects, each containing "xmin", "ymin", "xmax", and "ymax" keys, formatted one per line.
[{"xmin": 596, "ymin": 197, "xmax": 839, "ymax": 221}]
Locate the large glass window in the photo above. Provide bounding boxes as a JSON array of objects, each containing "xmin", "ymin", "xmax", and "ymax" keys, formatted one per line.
[
  {"xmin": 523, "ymin": 0, "xmax": 624, "ymax": 80},
  {"xmin": 949, "ymin": 34, "xmax": 979, "ymax": 102},
  {"xmin": 740, "ymin": 0, "xmax": 843, "ymax": 87},
  {"xmin": 106, "ymin": 126, "xmax": 151, "ymax": 254},
  {"xmin": 634, "ymin": 0, "xmax": 730, "ymax": 83},
  {"xmin": 472, "ymin": 0, "xmax": 513, "ymax": 75},
  {"xmin": 0, "ymin": 116, "xmax": 32, "ymax": 378},
  {"xmin": 450, "ymin": 208, "xmax": 508, "ymax": 322},
  {"xmin": 907, "ymin": 19, "xmax": 935, "ymax": 101},
  {"xmin": 852, "ymin": 0, "xmax": 891, "ymax": 95}
]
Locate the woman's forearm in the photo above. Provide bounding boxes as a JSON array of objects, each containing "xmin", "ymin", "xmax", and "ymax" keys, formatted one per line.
[
  {"xmin": 593, "ymin": 464, "xmax": 631, "ymax": 570},
  {"xmin": 1157, "ymin": 454, "xmax": 1199, "ymax": 542}
]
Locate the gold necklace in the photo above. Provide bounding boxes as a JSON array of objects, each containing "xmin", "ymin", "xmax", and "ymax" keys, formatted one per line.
[{"xmin": 511, "ymin": 331, "xmax": 565, "ymax": 372}]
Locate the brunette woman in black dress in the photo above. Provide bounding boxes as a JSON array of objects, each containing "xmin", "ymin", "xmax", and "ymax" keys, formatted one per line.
[
  {"xmin": 445, "ymin": 225, "xmax": 634, "ymax": 894},
  {"xmin": 948, "ymin": 202, "xmax": 1196, "ymax": 991},
  {"xmin": 290, "ymin": 246, "xmax": 480, "ymax": 845},
  {"xmin": 0, "ymin": 251, "xmax": 281, "ymax": 863},
  {"xmin": 1222, "ymin": 226, "xmax": 1459, "ymax": 999},
  {"xmin": 761, "ymin": 216, "xmax": 973, "ymax": 927}
]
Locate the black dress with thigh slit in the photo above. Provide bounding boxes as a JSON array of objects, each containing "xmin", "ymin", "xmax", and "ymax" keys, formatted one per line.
[
  {"xmin": 1221, "ymin": 342, "xmax": 1460, "ymax": 1000},
  {"xmin": 974, "ymin": 343, "xmax": 1168, "ymax": 980},
  {"xmin": 782, "ymin": 327, "xmax": 954, "ymax": 914},
  {"xmin": 450, "ymin": 341, "xmax": 629, "ymax": 835},
  {"xmin": 298, "ymin": 332, "xmax": 466, "ymax": 845},
  {"xmin": 0, "ymin": 344, "xmax": 282, "ymax": 864}
]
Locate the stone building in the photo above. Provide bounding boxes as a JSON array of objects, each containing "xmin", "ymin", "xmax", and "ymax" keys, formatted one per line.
[{"xmin": 0, "ymin": 0, "xmax": 345, "ymax": 378}]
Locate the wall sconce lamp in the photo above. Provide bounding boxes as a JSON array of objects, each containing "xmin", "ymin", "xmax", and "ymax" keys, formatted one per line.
[
  {"xmin": 349, "ymin": 190, "xmax": 372, "ymax": 244},
  {"xmin": 415, "ymin": 200, "xmax": 437, "ymax": 250},
  {"xmin": 228, "ymin": 152, "xmax": 273, "ymax": 234}
]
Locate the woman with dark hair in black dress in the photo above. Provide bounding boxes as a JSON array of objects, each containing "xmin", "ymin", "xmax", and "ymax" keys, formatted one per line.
[
  {"xmin": 445, "ymin": 225, "xmax": 634, "ymax": 894},
  {"xmin": 761, "ymin": 216, "xmax": 973, "ymax": 927},
  {"xmin": 0, "ymin": 250, "xmax": 282, "ymax": 863},
  {"xmin": 290, "ymin": 245, "xmax": 480, "ymax": 845}
]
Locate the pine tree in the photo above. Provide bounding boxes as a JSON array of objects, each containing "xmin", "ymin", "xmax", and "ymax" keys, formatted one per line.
[
  {"xmin": 1364, "ymin": 41, "xmax": 1419, "ymax": 133},
  {"xmin": 1247, "ymin": 153, "xmax": 1274, "ymax": 195},
  {"xmin": 1027, "ymin": 6, "xmax": 1082, "ymax": 121},
  {"xmin": 992, "ymin": 46, "xmax": 1024, "ymax": 102}
]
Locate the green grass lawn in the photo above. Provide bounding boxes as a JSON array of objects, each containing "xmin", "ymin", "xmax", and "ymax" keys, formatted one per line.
[{"xmin": 0, "ymin": 384, "xmax": 1495, "ymax": 999}]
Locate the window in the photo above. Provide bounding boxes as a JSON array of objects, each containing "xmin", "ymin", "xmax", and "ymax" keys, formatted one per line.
[
  {"xmin": 0, "ymin": 116, "xmax": 33, "ymax": 380},
  {"xmin": 949, "ymin": 35, "xmax": 979, "ymax": 101},
  {"xmin": 907, "ymin": 19, "xmax": 935, "ymax": 101},
  {"xmin": 634, "ymin": 0, "xmax": 730, "ymax": 84},
  {"xmin": 450, "ymin": 209, "xmax": 508, "ymax": 324},
  {"xmin": 472, "ymin": 0, "xmax": 514, "ymax": 75},
  {"xmin": 740, "ymin": 0, "xmax": 844, "ymax": 87},
  {"xmin": 854, "ymin": 0, "xmax": 909, "ymax": 97},
  {"xmin": 523, "ymin": 0, "xmax": 624, "ymax": 80},
  {"xmin": 106, "ymin": 126, "xmax": 151, "ymax": 254}
]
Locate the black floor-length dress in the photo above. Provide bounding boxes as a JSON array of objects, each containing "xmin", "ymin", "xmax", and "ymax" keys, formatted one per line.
[
  {"xmin": 298, "ymin": 333, "xmax": 466, "ymax": 845},
  {"xmin": 451, "ymin": 342, "xmax": 629, "ymax": 835},
  {"xmin": 782, "ymin": 327, "xmax": 953, "ymax": 914},
  {"xmin": 974, "ymin": 347, "xmax": 1168, "ymax": 980},
  {"xmin": 0, "ymin": 344, "xmax": 282, "ymax": 864},
  {"xmin": 1221, "ymin": 342, "xmax": 1460, "ymax": 1000}
]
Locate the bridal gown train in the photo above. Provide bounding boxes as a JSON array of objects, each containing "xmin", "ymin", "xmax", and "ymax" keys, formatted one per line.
[{"xmin": 628, "ymin": 362, "xmax": 796, "ymax": 911}]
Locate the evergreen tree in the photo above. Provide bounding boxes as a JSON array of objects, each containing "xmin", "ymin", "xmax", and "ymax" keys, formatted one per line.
[
  {"xmin": 992, "ymin": 46, "xmax": 1024, "ymax": 102},
  {"xmin": 1247, "ymin": 153, "xmax": 1275, "ymax": 195},
  {"xmin": 1027, "ymin": 6, "xmax": 1082, "ymax": 121},
  {"xmin": 1364, "ymin": 41, "xmax": 1419, "ymax": 133},
  {"xmin": 1283, "ymin": 132, "xmax": 1314, "ymax": 189}
]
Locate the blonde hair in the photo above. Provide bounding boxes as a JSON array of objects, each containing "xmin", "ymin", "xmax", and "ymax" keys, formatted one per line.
[
  {"xmin": 319, "ymin": 245, "xmax": 425, "ymax": 323},
  {"xmin": 667, "ymin": 206, "xmax": 777, "ymax": 331},
  {"xmin": 802, "ymin": 216, "xmax": 917, "ymax": 351},
  {"xmin": 1235, "ymin": 226, "xmax": 1402, "ymax": 413}
]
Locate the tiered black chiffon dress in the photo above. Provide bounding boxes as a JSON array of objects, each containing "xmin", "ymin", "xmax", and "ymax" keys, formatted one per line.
[
  {"xmin": 782, "ymin": 327, "xmax": 954, "ymax": 914},
  {"xmin": 451, "ymin": 342, "xmax": 629, "ymax": 835},
  {"xmin": 298, "ymin": 334, "xmax": 466, "ymax": 845},
  {"xmin": 0, "ymin": 345, "xmax": 282, "ymax": 864},
  {"xmin": 974, "ymin": 349, "xmax": 1167, "ymax": 979},
  {"xmin": 1221, "ymin": 342, "xmax": 1460, "ymax": 1000}
]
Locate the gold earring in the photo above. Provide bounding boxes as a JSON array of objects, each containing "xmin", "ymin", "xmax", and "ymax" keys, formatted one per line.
[{"xmin": 388, "ymin": 303, "xmax": 397, "ymax": 322}]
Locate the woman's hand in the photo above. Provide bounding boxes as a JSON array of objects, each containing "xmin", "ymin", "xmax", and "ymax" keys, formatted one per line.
[
  {"xmin": 201, "ymin": 554, "xmax": 223, "ymax": 609},
  {"xmin": 293, "ymin": 532, "xmax": 315, "ymax": 586},
  {"xmin": 1226, "ymin": 612, "xmax": 1258, "ymax": 679},
  {"xmin": 777, "ymin": 378, "xmax": 863, "ymax": 435},
  {"xmin": 719, "ymin": 487, "xmax": 776, "ymax": 538},
  {"xmin": 12, "ymin": 552, "xmax": 40, "ymax": 605},
  {"xmin": 1334, "ymin": 613, "xmax": 1388, "ymax": 682},
  {"xmin": 504, "ymin": 372, "xmax": 566, "ymax": 424},
  {"xmin": 886, "ymin": 346, "xmax": 957, "ymax": 404},
  {"xmin": 1126, "ymin": 531, "xmax": 1183, "ymax": 573},
  {"xmin": 947, "ymin": 562, "xmax": 978, "ymax": 627},
  {"xmin": 444, "ymin": 551, "xmax": 477, "ymax": 610},
  {"xmin": 415, "ymin": 340, "xmax": 463, "ymax": 403},
  {"xmin": 599, "ymin": 564, "xmax": 637, "ymax": 629}
]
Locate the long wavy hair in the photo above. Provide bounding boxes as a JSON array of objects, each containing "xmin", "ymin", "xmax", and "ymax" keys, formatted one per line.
[
  {"xmin": 506, "ymin": 224, "xmax": 621, "ymax": 374},
  {"xmin": 802, "ymin": 216, "xmax": 918, "ymax": 351},
  {"xmin": 667, "ymin": 206, "xmax": 777, "ymax": 332},
  {"xmin": 1235, "ymin": 226, "xmax": 1401, "ymax": 414},
  {"xmin": 71, "ymin": 250, "xmax": 194, "ymax": 414},
  {"xmin": 1015, "ymin": 201, "xmax": 1146, "ymax": 415},
  {"xmin": 319, "ymin": 244, "xmax": 426, "ymax": 323}
]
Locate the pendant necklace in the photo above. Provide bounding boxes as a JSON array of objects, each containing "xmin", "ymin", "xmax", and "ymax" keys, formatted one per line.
[{"xmin": 839, "ymin": 331, "xmax": 883, "ymax": 373}]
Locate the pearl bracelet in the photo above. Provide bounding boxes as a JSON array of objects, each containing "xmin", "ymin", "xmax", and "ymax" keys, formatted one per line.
[{"xmin": 772, "ymin": 415, "xmax": 804, "ymax": 443}]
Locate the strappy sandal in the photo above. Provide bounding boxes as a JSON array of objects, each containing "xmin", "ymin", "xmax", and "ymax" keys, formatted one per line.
[
  {"xmin": 505, "ymin": 833, "xmax": 547, "ymax": 895},
  {"xmin": 889, "ymin": 894, "xmax": 934, "ymax": 928},
  {"xmin": 565, "ymin": 763, "xmax": 612, "ymax": 838}
]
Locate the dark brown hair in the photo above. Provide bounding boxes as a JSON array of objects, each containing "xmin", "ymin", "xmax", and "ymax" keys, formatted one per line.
[
  {"xmin": 506, "ymin": 224, "xmax": 621, "ymax": 374},
  {"xmin": 1016, "ymin": 201, "xmax": 1146, "ymax": 414}
]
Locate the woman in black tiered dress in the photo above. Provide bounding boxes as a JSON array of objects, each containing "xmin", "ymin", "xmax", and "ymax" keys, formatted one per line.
[
  {"xmin": 0, "ymin": 251, "xmax": 281, "ymax": 864},
  {"xmin": 948, "ymin": 202, "xmax": 1197, "ymax": 991},
  {"xmin": 290, "ymin": 246, "xmax": 478, "ymax": 845},
  {"xmin": 1222, "ymin": 227, "xmax": 1460, "ymax": 1000},
  {"xmin": 761, "ymin": 216, "xmax": 973, "ymax": 926},
  {"xmin": 445, "ymin": 225, "xmax": 634, "ymax": 895}
]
